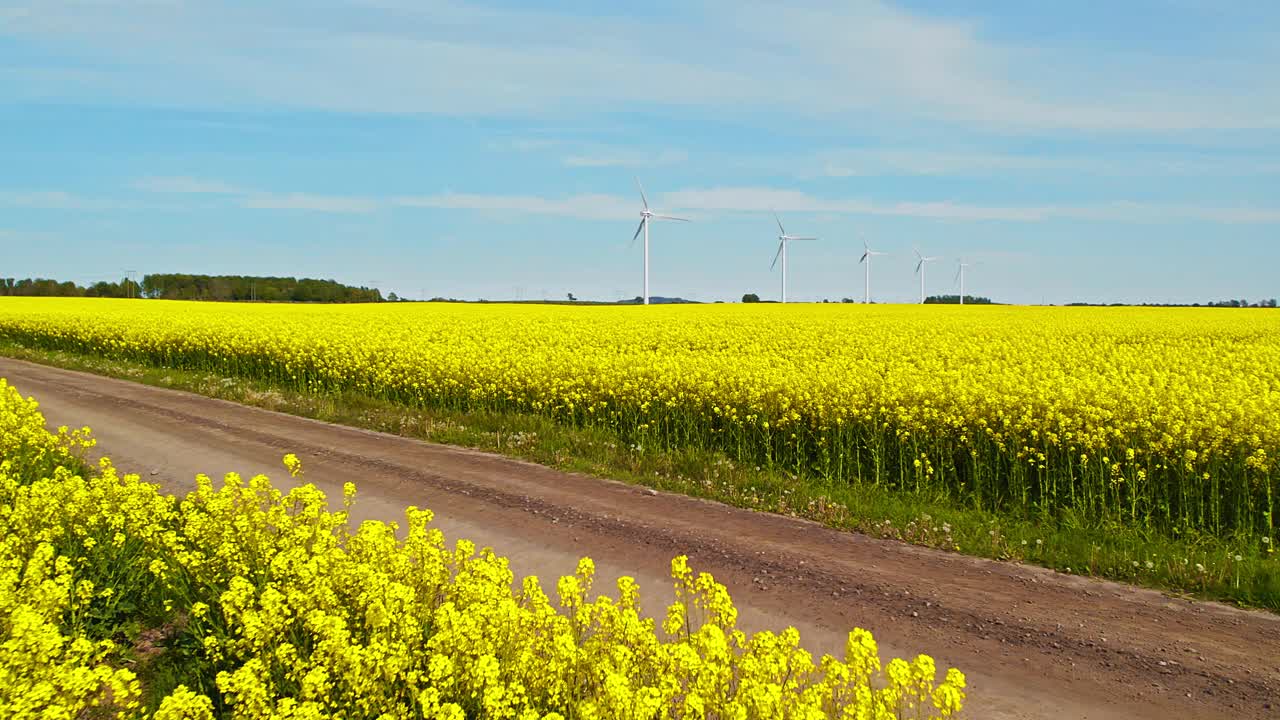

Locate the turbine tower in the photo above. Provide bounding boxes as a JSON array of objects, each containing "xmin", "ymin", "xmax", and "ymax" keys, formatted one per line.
[
  {"xmin": 859, "ymin": 239, "xmax": 888, "ymax": 304},
  {"xmin": 955, "ymin": 260, "xmax": 972, "ymax": 305},
  {"xmin": 630, "ymin": 179, "xmax": 689, "ymax": 305},
  {"xmin": 770, "ymin": 213, "xmax": 817, "ymax": 304},
  {"xmin": 914, "ymin": 248, "xmax": 940, "ymax": 304}
]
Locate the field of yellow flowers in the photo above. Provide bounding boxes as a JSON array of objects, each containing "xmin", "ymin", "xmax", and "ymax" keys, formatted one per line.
[
  {"xmin": 1, "ymin": 298, "xmax": 1277, "ymax": 545},
  {"xmin": 0, "ymin": 377, "xmax": 965, "ymax": 718}
]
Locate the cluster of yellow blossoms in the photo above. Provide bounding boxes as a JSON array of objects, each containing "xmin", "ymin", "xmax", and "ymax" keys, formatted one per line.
[
  {"xmin": 0, "ymin": 378, "xmax": 965, "ymax": 719},
  {"xmin": 0, "ymin": 298, "xmax": 1275, "ymax": 540}
]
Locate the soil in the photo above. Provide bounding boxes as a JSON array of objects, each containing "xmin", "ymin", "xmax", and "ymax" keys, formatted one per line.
[{"xmin": 3, "ymin": 357, "xmax": 1277, "ymax": 719}]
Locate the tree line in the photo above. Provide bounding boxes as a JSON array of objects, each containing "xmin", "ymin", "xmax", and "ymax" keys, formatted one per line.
[
  {"xmin": 1063, "ymin": 299, "xmax": 1277, "ymax": 308},
  {"xmin": 0, "ymin": 277, "xmax": 141, "ymax": 298},
  {"xmin": 924, "ymin": 295, "xmax": 994, "ymax": 304},
  {"xmin": 142, "ymin": 274, "xmax": 381, "ymax": 303},
  {"xmin": 0, "ymin": 275, "xmax": 382, "ymax": 303}
]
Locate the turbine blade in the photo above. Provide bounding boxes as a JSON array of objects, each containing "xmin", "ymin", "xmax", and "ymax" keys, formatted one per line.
[
  {"xmin": 915, "ymin": 260, "xmax": 923, "ymax": 274},
  {"xmin": 636, "ymin": 178, "xmax": 649, "ymax": 210},
  {"xmin": 774, "ymin": 211, "xmax": 785, "ymax": 236},
  {"xmin": 770, "ymin": 241, "xmax": 784, "ymax": 270},
  {"xmin": 914, "ymin": 248, "xmax": 923, "ymax": 260},
  {"xmin": 859, "ymin": 251, "xmax": 869, "ymax": 264},
  {"xmin": 630, "ymin": 219, "xmax": 645, "ymax": 248},
  {"xmin": 654, "ymin": 214, "xmax": 690, "ymax": 222},
  {"xmin": 793, "ymin": 236, "xmax": 817, "ymax": 241},
  {"xmin": 954, "ymin": 266, "xmax": 962, "ymax": 284}
]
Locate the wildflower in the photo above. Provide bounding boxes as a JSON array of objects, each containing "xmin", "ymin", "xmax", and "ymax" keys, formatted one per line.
[
  {"xmin": 0, "ymin": 372, "xmax": 970, "ymax": 720},
  {"xmin": 283, "ymin": 453, "xmax": 303, "ymax": 477}
]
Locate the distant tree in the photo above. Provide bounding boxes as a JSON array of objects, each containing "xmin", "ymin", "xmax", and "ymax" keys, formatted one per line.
[
  {"xmin": 1, "ymin": 278, "xmax": 85, "ymax": 297},
  {"xmin": 121, "ymin": 277, "xmax": 142, "ymax": 299},
  {"xmin": 85, "ymin": 281, "xmax": 120, "ymax": 298},
  {"xmin": 567, "ymin": 292, "xmax": 577, "ymax": 302},
  {"xmin": 841, "ymin": 297, "xmax": 855, "ymax": 304},
  {"xmin": 742, "ymin": 293, "xmax": 760, "ymax": 303},
  {"xmin": 925, "ymin": 294, "xmax": 994, "ymax": 305},
  {"xmin": 141, "ymin": 274, "xmax": 382, "ymax": 303},
  {"xmin": 387, "ymin": 292, "xmax": 399, "ymax": 302}
]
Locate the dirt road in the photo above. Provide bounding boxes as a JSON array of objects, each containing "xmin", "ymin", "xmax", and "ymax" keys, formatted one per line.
[{"xmin": 2, "ymin": 357, "xmax": 1276, "ymax": 719}]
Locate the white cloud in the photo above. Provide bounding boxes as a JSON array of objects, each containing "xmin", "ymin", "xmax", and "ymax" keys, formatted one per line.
[
  {"xmin": 133, "ymin": 176, "xmax": 244, "ymax": 194},
  {"xmin": 797, "ymin": 147, "xmax": 1280, "ymax": 178},
  {"xmin": 131, "ymin": 177, "xmax": 377, "ymax": 213},
  {"xmin": 661, "ymin": 187, "xmax": 1047, "ymax": 221},
  {"xmin": 129, "ymin": 177, "xmax": 1280, "ymax": 224},
  {"xmin": 131, "ymin": 178, "xmax": 631, "ymax": 218},
  {"xmin": 1058, "ymin": 203, "xmax": 1280, "ymax": 225},
  {"xmin": 4, "ymin": 0, "xmax": 1277, "ymax": 132},
  {"xmin": 490, "ymin": 137, "xmax": 687, "ymax": 169},
  {"xmin": 241, "ymin": 192, "xmax": 379, "ymax": 213},
  {"xmin": 0, "ymin": 228, "xmax": 59, "ymax": 242},
  {"xmin": 392, "ymin": 192, "xmax": 635, "ymax": 221},
  {"xmin": 0, "ymin": 191, "xmax": 127, "ymax": 211},
  {"xmin": 668, "ymin": 187, "xmax": 1280, "ymax": 224},
  {"xmin": 487, "ymin": 138, "xmax": 562, "ymax": 153},
  {"xmin": 563, "ymin": 149, "xmax": 688, "ymax": 169}
]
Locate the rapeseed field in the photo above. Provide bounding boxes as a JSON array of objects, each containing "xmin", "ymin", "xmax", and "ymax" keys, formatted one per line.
[{"xmin": 1, "ymin": 299, "xmax": 1274, "ymax": 543}]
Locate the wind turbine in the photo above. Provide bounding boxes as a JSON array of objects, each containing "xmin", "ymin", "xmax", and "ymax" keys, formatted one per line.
[
  {"xmin": 955, "ymin": 260, "xmax": 972, "ymax": 305},
  {"xmin": 913, "ymin": 249, "xmax": 940, "ymax": 304},
  {"xmin": 770, "ymin": 213, "xmax": 817, "ymax": 304},
  {"xmin": 630, "ymin": 179, "xmax": 689, "ymax": 305},
  {"xmin": 859, "ymin": 239, "xmax": 888, "ymax": 304}
]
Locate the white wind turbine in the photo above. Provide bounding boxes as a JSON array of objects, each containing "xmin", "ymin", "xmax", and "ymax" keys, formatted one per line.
[
  {"xmin": 859, "ymin": 239, "xmax": 888, "ymax": 304},
  {"xmin": 914, "ymin": 248, "xmax": 940, "ymax": 304},
  {"xmin": 955, "ymin": 259, "xmax": 973, "ymax": 305},
  {"xmin": 630, "ymin": 179, "xmax": 689, "ymax": 305},
  {"xmin": 770, "ymin": 213, "xmax": 817, "ymax": 304}
]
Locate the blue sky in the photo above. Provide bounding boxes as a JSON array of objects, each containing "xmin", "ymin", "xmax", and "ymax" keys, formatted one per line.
[{"xmin": 2, "ymin": 0, "xmax": 1278, "ymax": 304}]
